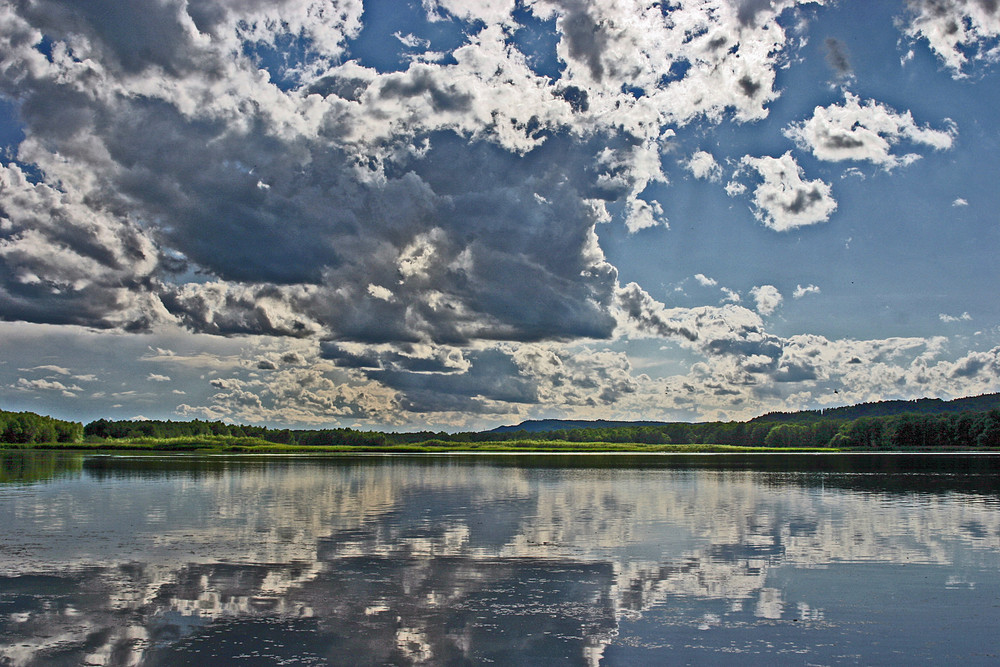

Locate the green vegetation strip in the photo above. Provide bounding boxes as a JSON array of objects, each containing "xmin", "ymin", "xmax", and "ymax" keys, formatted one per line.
[{"xmin": 0, "ymin": 436, "xmax": 837, "ymax": 454}]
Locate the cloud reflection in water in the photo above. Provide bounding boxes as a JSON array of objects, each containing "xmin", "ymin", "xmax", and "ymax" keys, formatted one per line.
[{"xmin": 1, "ymin": 454, "xmax": 1000, "ymax": 664}]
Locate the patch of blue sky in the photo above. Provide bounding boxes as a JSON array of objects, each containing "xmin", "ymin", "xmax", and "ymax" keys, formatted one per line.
[
  {"xmin": 0, "ymin": 98, "xmax": 24, "ymax": 152},
  {"xmin": 346, "ymin": 0, "xmax": 471, "ymax": 73},
  {"xmin": 509, "ymin": 3, "xmax": 563, "ymax": 81},
  {"xmin": 241, "ymin": 29, "xmax": 320, "ymax": 91},
  {"xmin": 658, "ymin": 60, "xmax": 691, "ymax": 88},
  {"xmin": 0, "ymin": 99, "xmax": 43, "ymax": 184},
  {"xmin": 35, "ymin": 35, "xmax": 54, "ymax": 62}
]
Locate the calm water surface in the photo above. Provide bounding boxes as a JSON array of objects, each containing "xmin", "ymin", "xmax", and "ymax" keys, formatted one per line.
[{"xmin": 1, "ymin": 452, "xmax": 1000, "ymax": 665}]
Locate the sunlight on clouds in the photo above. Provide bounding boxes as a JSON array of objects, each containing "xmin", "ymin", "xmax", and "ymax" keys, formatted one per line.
[
  {"xmin": 694, "ymin": 274, "xmax": 718, "ymax": 287},
  {"xmin": 792, "ymin": 284, "xmax": 820, "ymax": 299},
  {"xmin": 739, "ymin": 153, "xmax": 837, "ymax": 231},
  {"xmin": 784, "ymin": 92, "xmax": 956, "ymax": 169},
  {"xmin": 903, "ymin": 0, "xmax": 1000, "ymax": 76},
  {"xmin": 750, "ymin": 285, "xmax": 783, "ymax": 316},
  {"xmin": 686, "ymin": 150, "xmax": 723, "ymax": 182},
  {"xmin": 0, "ymin": 0, "xmax": 996, "ymax": 427}
]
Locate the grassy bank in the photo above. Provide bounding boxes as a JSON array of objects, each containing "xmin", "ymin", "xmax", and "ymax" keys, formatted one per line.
[{"xmin": 0, "ymin": 436, "xmax": 840, "ymax": 454}]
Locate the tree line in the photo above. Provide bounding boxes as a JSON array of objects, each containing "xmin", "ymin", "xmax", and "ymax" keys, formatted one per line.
[
  {"xmin": 83, "ymin": 418, "xmax": 390, "ymax": 447},
  {"xmin": 4, "ymin": 400, "xmax": 1000, "ymax": 450},
  {"xmin": 0, "ymin": 409, "xmax": 83, "ymax": 444},
  {"xmin": 78, "ymin": 408, "xmax": 1000, "ymax": 450},
  {"xmin": 752, "ymin": 392, "xmax": 1000, "ymax": 423},
  {"xmin": 471, "ymin": 410, "xmax": 1000, "ymax": 450}
]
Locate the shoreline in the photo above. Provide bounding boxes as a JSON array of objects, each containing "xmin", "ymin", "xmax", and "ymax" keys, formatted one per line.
[{"xmin": 5, "ymin": 443, "xmax": 1000, "ymax": 455}]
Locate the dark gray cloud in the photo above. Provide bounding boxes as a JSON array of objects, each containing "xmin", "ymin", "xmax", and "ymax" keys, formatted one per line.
[
  {"xmin": 0, "ymin": 3, "xmax": 625, "ymax": 346},
  {"xmin": 738, "ymin": 76, "xmax": 762, "ymax": 98},
  {"xmin": 367, "ymin": 349, "xmax": 540, "ymax": 414},
  {"xmin": 0, "ymin": 0, "xmax": 816, "ymax": 353},
  {"xmin": 735, "ymin": 0, "xmax": 775, "ymax": 26},
  {"xmin": 15, "ymin": 0, "xmax": 206, "ymax": 76},
  {"xmin": 824, "ymin": 37, "xmax": 852, "ymax": 78},
  {"xmin": 553, "ymin": 1, "xmax": 609, "ymax": 81},
  {"xmin": 378, "ymin": 68, "xmax": 474, "ymax": 112},
  {"xmin": 11, "ymin": 0, "xmax": 966, "ymax": 427}
]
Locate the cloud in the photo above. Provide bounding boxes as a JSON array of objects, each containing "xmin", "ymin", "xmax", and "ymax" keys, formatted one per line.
[
  {"xmin": 0, "ymin": 0, "xmax": 832, "ymax": 351},
  {"xmin": 739, "ymin": 153, "xmax": 837, "ymax": 231},
  {"xmin": 366, "ymin": 284, "xmax": 394, "ymax": 302},
  {"xmin": 394, "ymin": 32, "xmax": 431, "ymax": 50},
  {"xmin": 16, "ymin": 377, "xmax": 81, "ymax": 394},
  {"xmin": 953, "ymin": 197, "xmax": 969, "ymax": 206},
  {"xmin": 725, "ymin": 180, "xmax": 747, "ymax": 197},
  {"xmin": 902, "ymin": 0, "xmax": 1000, "ymax": 77},
  {"xmin": 23, "ymin": 364, "xmax": 71, "ymax": 375},
  {"xmin": 784, "ymin": 93, "xmax": 956, "ymax": 169},
  {"xmin": 0, "ymin": 164, "xmax": 164, "ymax": 331},
  {"xmin": 823, "ymin": 37, "xmax": 852, "ymax": 80},
  {"xmin": 792, "ymin": 284, "xmax": 820, "ymax": 299},
  {"xmin": 146, "ymin": 373, "xmax": 172, "ymax": 382},
  {"xmin": 5, "ymin": 0, "xmax": 995, "ymax": 429},
  {"xmin": 686, "ymin": 151, "xmax": 722, "ymax": 182},
  {"xmin": 939, "ymin": 312, "xmax": 972, "ymax": 323},
  {"xmin": 750, "ymin": 285, "xmax": 783, "ymax": 315},
  {"xmin": 180, "ymin": 360, "xmax": 404, "ymax": 426},
  {"xmin": 694, "ymin": 274, "xmax": 718, "ymax": 287},
  {"xmin": 624, "ymin": 198, "xmax": 666, "ymax": 233}
]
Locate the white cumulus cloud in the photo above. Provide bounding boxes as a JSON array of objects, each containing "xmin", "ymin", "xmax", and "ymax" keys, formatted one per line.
[
  {"xmin": 750, "ymin": 285, "xmax": 783, "ymax": 316},
  {"xmin": 784, "ymin": 93, "xmax": 956, "ymax": 169},
  {"xmin": 903, "ymin": 0, "xmax": 1000, "ymax": 77},
  {"xmin": 686, "ymin": 151, "xmax": 722, "ymax": 182},
  {"xmin": 694, "ymin": 274, "xmax": 718, "ymax": 287},
  {"xmin": 740, "ymin": 153, "xmax": 837, "ymax": 231}
]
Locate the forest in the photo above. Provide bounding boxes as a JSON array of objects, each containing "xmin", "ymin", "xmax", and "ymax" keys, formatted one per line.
[
  {"xmin": 3, "ymin": 393, "xmax": 1000, "ymax": 450},
  {"xmin": 0, "ymin": 410, "xmax": 83, "ymax": 444}
]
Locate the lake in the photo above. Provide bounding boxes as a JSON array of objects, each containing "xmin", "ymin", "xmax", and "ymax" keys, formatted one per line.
[{"xmin": 2, "ymin": 452, "xmax": 1000, "ymax": 665}]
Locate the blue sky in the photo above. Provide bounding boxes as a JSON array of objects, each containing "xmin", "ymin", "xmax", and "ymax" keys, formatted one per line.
[{"xmin": 1, "ymin": 0, "xmax": 1000, "ymax": 430}]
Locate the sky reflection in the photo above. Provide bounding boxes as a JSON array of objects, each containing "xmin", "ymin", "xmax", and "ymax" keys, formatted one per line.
[{"xmin": 2, "ymin": 454, "xmax": 1000, "ymax": 664}]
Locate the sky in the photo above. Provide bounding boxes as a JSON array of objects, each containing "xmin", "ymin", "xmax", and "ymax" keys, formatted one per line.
[{"xmin": 1, "ymin": 0, "xmax": 1000, "ymax": 431}]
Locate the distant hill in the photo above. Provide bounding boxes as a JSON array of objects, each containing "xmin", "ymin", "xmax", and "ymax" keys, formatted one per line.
[
  {"xmin": 488, "ymin": 418, "xmax": 672, "ymax": 434},
  {"xmin": 490, "ymin": 393, "xmax": 1000, "ymax": 434},
  {"xmin": 749, "ymin": 392, "xmax": 1000, "ymax": 423}
]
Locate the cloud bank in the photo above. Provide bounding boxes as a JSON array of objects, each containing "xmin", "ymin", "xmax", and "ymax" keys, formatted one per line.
[{"xmin": 0, "ymin": 0, "xmax": 993, "ymax": 428}]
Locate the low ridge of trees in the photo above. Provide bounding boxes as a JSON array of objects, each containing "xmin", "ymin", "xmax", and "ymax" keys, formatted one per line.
[{"xmin": 82, "ymin": 418, "xmax": 389, "ymax": 448}]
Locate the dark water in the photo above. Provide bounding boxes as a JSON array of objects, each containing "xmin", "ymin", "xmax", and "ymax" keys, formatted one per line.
[{"xmin": 2, "ymin": 453, "xmax": 1000, "ymax": 665}]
